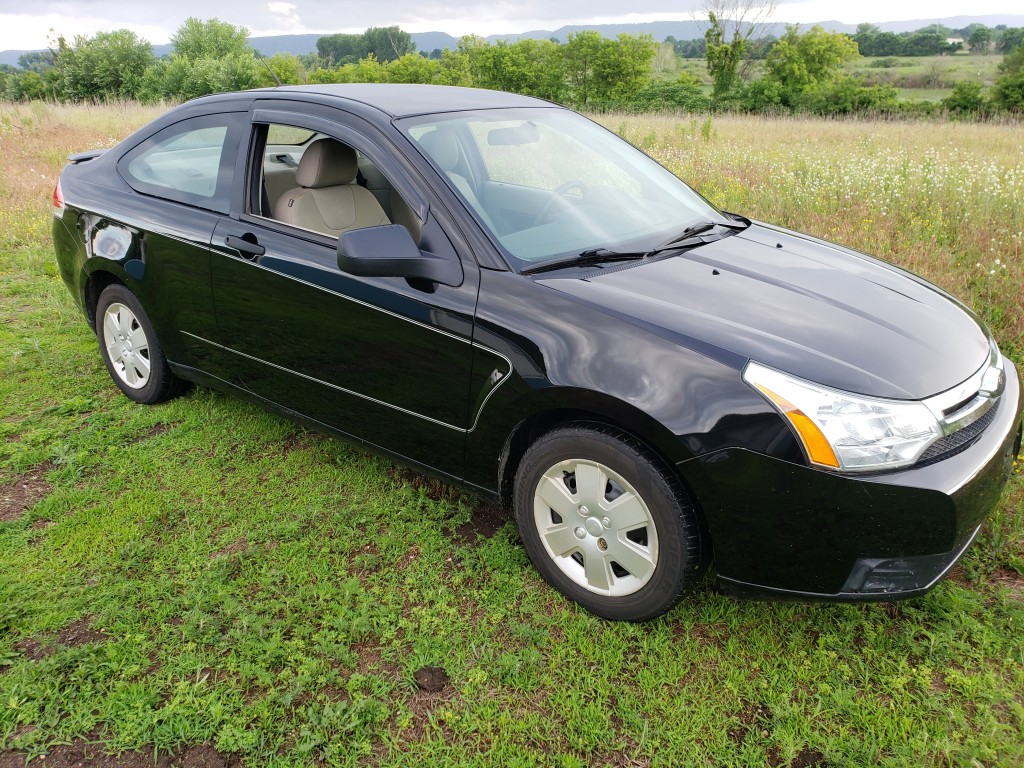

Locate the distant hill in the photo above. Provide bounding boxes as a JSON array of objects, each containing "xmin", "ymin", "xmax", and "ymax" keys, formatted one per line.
[{"xmin": 3, "ymin": 14, "xmax": 1023, "ymax": 67}]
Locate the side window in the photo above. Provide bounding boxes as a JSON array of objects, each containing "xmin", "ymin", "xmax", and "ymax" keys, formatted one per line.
[
  {"xmin": 253, "ymin": 121, "xmax": 420, "ymax": 242},
  {"xmin": 119, "ymin": 114, "xmax": 238, "ymax": 213}
]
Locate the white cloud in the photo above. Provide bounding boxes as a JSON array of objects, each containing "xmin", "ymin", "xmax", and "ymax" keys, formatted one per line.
[
  {"xmin": 0, "ymin": 13, "xmax": 171, "ymax": 50},
  {"xmin": 264, "ymin": 1, "xmax": 303, "ymax": 32},
  {"xmin": 1, "ymin": 0, "xmax": 1022, "ymax": 53}
]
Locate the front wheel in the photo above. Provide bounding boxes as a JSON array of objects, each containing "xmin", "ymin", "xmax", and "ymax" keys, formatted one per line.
[
  {"xmin": 514, "ymin": 424, "xmax": 707, "ymax": 621},
  {"xmin": 95, "ymin": 284, "xmax": 181, "ymax": 404}
]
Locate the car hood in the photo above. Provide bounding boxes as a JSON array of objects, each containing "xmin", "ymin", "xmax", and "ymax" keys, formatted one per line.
[{"xmin": 539, "ymin": 222, "xmax": 990, "ymax": 400}]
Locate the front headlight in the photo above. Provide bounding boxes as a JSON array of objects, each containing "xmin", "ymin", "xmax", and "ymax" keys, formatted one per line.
[{"xmin": 743, "ymin": 362, "xmax": 942, "ymax": 472}]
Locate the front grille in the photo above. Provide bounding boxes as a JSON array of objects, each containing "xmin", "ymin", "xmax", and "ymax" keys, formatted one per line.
[{"xmin": 916, "ymin": 400, "xmax": 1000, "ymax": 467}]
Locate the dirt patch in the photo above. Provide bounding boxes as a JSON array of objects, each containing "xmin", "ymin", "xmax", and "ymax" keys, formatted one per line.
[
  {"xmin": 281, "ymin": 430, "xmax": 315, "ymax": 455},
  {"xmin": 58, "ymin": 617, "xmax": 108, "ymax": 648},
  {"xmin": 388, "ymin": 467, "xmax": 462, "ymax": 505},
  {"xmin": 412, "ymin": 666, "xmax": 448, "ymax": 692},
  {"xmin": 400, "ymin": 682, "xmax": 461, "ymax": 744},
  {"xmin": 142, "ymin": 424, "xmax": 170, "ymax": 439},
  {"xmin": 211, "ymin": 538, "xmax": 249, "ymax": 559},
  {"xmin": 726, "ymin": 700, "xmax": 769, "ymax": 745},
  {"xmin": 14, "ymin": 617, "xmax": 108, "ymax": 662},
  {"xmin": 12, "ymin": 635, "xmax": 48, "ymax": 662},
  {"xmin": 791, "ymin": 747, "xmax": 828, "ymax": 767},
  {"xmin": 350, "ymin": 642, "xmax": 400, "ymax": 679},
  {"xmin": 0, "ymin": 465, "xmax": 53, "ymax": 522},
  {"xmin": 991, "ymin": 567, "xmax": 1024, "ymax": 598},
  {"xmin": 452, "ymin": 501, "xmax": 511, "ymax": 545},
  {"xmin": 0, "ymin": 742, "xmax": 241, "ymax": 767},
  {"xmin": 945, "ymin": 565, "xmax": 970, "ymax": 586}
]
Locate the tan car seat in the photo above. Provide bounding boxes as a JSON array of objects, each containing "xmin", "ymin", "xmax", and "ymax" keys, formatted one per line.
[{"xmin": 274, "ymin": 138, "xmax": 389, "ymax": 237}]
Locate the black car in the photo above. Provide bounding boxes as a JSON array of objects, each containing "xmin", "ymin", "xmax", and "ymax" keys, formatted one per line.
[{"xmin": 52, "ymin": 85, "xmax": 1022, "ymax": 621}]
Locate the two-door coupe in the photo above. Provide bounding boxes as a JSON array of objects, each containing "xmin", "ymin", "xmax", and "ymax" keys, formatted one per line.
[{"xmin": 53, "ymin": 85, "xmax": 1022, "ymax": 620}]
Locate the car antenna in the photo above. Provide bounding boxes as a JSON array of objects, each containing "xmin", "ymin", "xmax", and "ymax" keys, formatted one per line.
[{"xmin": 254, "ymin": 50, "xmax": 283, "ymax": 87}]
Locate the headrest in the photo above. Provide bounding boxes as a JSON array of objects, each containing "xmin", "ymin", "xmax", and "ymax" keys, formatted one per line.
[
  {"xmin": 296, "ymin": 138, "xmax": 358, "ymax": 188},
  {"xmin": 418, "ymin": 129, "xmax": 460, "ymax": 172}
]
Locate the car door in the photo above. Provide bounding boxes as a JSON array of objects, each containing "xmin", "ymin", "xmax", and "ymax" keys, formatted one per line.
[{"xmin": 207, "ymin": 106, "xmax": 486, "ymax": 478}]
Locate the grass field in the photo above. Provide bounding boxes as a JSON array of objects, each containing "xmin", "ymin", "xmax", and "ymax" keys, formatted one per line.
[
  {"xmin": 673, "ymin": 53, "xmax": 1004, "ymax": 101},
  {"xmin": 1, "ymin": 102, "xmax": 1023, "ymax": 767},
  {"xmin": 845, "ymin": 54, "xmax": 1005, "ymax": 90}
]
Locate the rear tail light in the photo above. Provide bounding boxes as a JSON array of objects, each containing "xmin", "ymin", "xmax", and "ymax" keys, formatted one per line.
[{"xmin": 53, "ymin": 179, "xmax": 65, "ymax": 218}]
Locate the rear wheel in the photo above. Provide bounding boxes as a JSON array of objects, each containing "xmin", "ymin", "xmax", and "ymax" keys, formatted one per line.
[
  {"xmin": 514, "ymin": 423, "xmax": 707, "ymax": 621},
  {"xmin": 96, "ymin": 284, "xmax": 181, "ymax": 404}
]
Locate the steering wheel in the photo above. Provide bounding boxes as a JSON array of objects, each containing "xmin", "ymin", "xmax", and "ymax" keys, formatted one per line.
[{"xmin": 533, "ymin": 179, "xmax": 587, "ymax": 225}]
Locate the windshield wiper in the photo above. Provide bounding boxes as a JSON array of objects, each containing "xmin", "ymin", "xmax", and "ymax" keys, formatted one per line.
[
  {"xmin": 520, "ymin": 248, "xmax": 653, "ymax": 275},
  {"xmin": 658, "ymin": 219, "xmax": 747, "ymax": 248},
  {"xmin": 520, "ymin": 219, "xmax": 748, "ymax": 276}
]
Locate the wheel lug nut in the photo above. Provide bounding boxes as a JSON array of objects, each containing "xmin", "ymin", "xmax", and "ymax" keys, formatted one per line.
[
  {"xmin": 574, "ymin": 526, "xmax": 587, "ymax": 539},
  {"xmin": 597, "ymin": 538, "xmax": 608, "ymax": 551},
  {"xmin": 602, "ymin": 517, "xmax": 611, "ymax": 528},
  {"xmin": 578, "ymin": 505, "xmax": 589, "ymax": 516}
]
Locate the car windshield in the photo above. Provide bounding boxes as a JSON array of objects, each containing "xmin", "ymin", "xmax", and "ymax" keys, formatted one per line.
[{"xmin": 399, "ymin": 107, "xmax": 726, "ymax": 270}]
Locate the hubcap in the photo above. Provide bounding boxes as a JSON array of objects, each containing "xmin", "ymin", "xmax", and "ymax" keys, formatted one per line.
[
  {"xmin": 102, "ymin": 302, "xmax": 151, "ymax": 389},
  {"xmin": 533, "ymin": 459, "xmax": 659, "ymax": 596}
]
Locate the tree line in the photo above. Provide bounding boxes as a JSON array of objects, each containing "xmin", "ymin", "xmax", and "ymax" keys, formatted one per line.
[
  {"xmin": 1, "ymin": 16, "xmax": 1022, "ymax": 117},
  {"xmin": 668, "ymin": 23, "xmax": 1024, "ymax": 59}
]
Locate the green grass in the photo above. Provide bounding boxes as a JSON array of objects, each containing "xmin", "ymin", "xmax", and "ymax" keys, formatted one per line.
[
  {"xmin": 844, "ymin": 53, "xmax": 1005, "ymax": 90},
  {"xmin": 670, "ymin": 53, "xmax": 1005, "ymax": 102},
  {"xmin": 1, "ymin": 102, "xmax": 1023, "ymax": 767}
]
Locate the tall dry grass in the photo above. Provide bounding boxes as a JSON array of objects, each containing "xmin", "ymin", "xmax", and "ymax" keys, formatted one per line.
[
  {"xmin": 0, "ymin": 101, "xmax": 170, "ymax": 254},
  {"xmin": 600, "ymin": 113, "xmax": 1024, "ymax": 358}
]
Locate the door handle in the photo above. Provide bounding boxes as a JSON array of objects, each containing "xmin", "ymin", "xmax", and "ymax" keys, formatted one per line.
[{"xmin": 224, "ymin": 235, "xmax": 266, "ymax": 259}]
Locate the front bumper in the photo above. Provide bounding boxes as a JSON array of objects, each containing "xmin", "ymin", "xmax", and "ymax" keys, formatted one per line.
[{"xmin": 684, "ymin": 357, "xmax": 1023, "ymax": 600}]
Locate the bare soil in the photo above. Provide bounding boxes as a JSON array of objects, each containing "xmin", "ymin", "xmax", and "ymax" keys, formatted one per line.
[
  {"xmin": 0, "ymin": 465, "xmax": 52, "ymax": 522},
  {"xmin": 13, "ymin": 617, "xmax": 108, "ymax": 662},
  {"xmin": 0, "ymin": 742, "xmax": 240, "ymax": 767}
]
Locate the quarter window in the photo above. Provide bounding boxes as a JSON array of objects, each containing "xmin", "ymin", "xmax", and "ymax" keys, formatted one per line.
[{"xmin": 119, "ymin": 114, "xmax": 238, "ymax": 213}]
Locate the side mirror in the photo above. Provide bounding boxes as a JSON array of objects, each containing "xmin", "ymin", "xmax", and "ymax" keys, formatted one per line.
[{"xmin": 337, "ymin": 224, "xmax": 463, "ymax": 287}]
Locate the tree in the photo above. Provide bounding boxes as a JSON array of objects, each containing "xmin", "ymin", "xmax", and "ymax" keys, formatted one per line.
[
  {"xmin": 632, "ymin": 74, "xmax": 711, "ymax": 112},
  {"xmin": 997, "ymin": 28, "xmax": 1024, "ymax": 54},
  {"xmin": 653, "ymin": 42, "xmax": 679, "ymax": 75},
  {"xmin": 17, "ymin": 51, "xmax": 55, "ymax": 73},
  {"xmin": 171, "ymin": 18, "xmax": 250, "ymax": 60},
  {"xmin": 596, "ymin": 34, "xmax": 657, "ymax": 105},
  {"xmin": 992, "ymin": 43, "xmax": 1024, "ymax": 111},
  {"xmin": 55, "ymin": 29, "xmax": 155, "ymax": 100},
  {"xmin": 255, "ymin": 53, "xmax": 304, "ymax": 87},
  {"xmin": 386, "ymin": 53, "xmax": 441, "ymax": 84},
  {"xmin": 701, "ymin": 0, "xmax": 776, "ymax": 99},
  {"xmin": 944, "ymin": 80, "xmax": 986, "ymax": 115},
  {"xmin": 470, "ymin": 39, "xmax": 564, "ymax": 101},
  {"xmin": 967, "ymin": 26, "xmax": 993, "ymax": 54},
  {"xmin": 141, "ymin": 51, "xmax": 261, "ymax": 101},
  {"xmin": 316, "ymin": 33, "xmax": 365, "ymax": 65},
  {"xmin": 562, "ymin": 31, "xmax": 605, "ymax": 107},
  {"xmin": 764, "ymin": 25, "xmax": 859, "ymax": 95},
  {"xmin": 362, "ymin": 26, "xmax": 415, "ymax": 62},
  {"xmin": 2, "ymin": 69, "xmax": 50, "ymax": 100}
]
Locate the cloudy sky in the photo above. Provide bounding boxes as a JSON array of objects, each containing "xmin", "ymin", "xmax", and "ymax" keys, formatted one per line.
[{"xmin": 0, "ymin": 0, "xmax": 1020, "ymax": 51}]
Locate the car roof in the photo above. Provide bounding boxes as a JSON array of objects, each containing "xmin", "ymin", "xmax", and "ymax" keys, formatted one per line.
[{"xmin": 240, "ymin": 84, "xmax": 556, "ymax": 118}]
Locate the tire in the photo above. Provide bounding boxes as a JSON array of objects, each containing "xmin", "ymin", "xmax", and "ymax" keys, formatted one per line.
[
  {"xmin": 514, "ymin": 423, "xmax": 707, "ymax": 621},
  {"xmin": 95, "ymin": 284, "xmax": 181, "ymax": 404}
]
